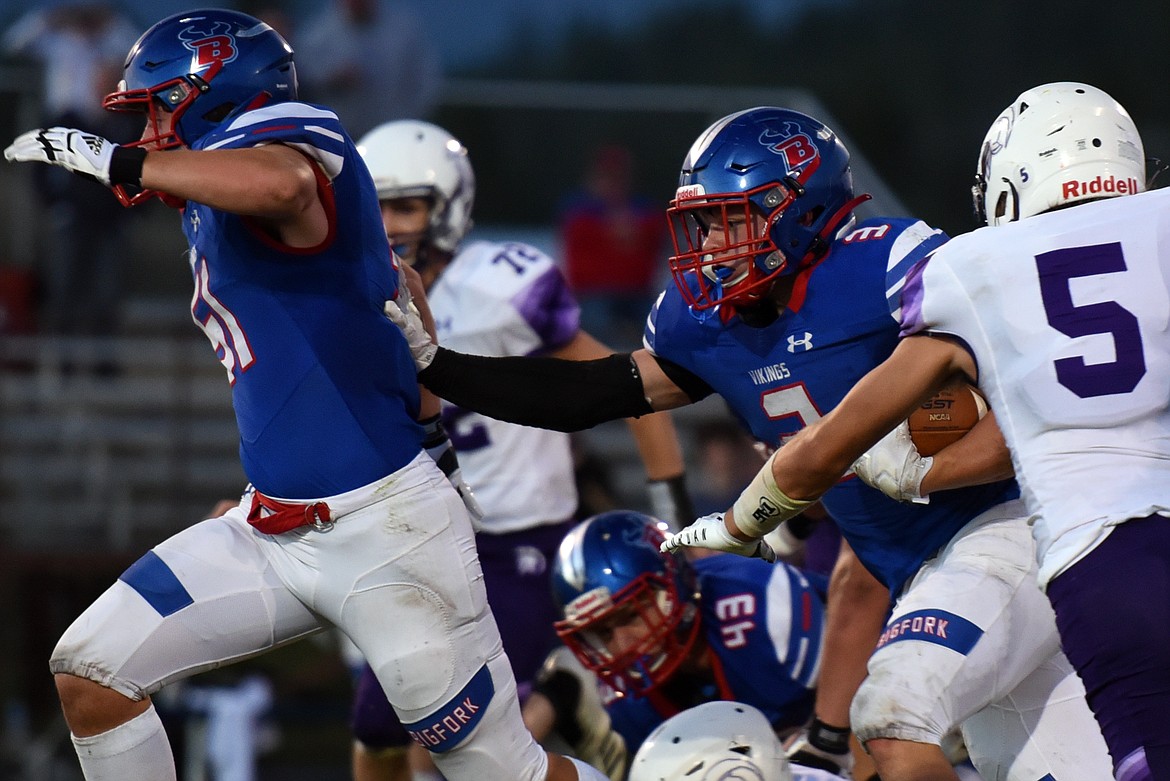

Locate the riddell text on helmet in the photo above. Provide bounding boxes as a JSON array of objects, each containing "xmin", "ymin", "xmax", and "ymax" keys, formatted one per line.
[{"xmin": 1061, "ymin": 175, "xmax": 1140, "ymax": 199}]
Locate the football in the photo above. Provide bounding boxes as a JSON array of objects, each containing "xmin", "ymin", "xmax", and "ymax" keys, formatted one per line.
[{"xmin": 907, "ymin": 384, "xmax": 988, "ymax": 456}]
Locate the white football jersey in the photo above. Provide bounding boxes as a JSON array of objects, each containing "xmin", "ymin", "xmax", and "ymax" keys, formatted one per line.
[
  {"xmin": 902, "ymin": 187, "xmax": 1170, "ymax": 584},
  {"xmin": 428, "ymin": 240, "xmax": 580, "ymax": 533}
]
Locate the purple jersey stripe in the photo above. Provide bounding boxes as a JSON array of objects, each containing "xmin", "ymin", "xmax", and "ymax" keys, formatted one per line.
[{"xmin": 512, "ymin": 266, "xmax": 580, "ymax": 353}]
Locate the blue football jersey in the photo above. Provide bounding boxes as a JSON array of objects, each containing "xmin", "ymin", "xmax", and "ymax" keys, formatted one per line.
[
  {"xmin": 606, "ymin": 554, "xmax": 826, "ymax": 752},
  {"xmin": 646, "ymin": 218, "xmax": 1018, "ymax": 592},
  {"xmin": 183, "ymin": 102, "xmax": 423, "ymax": 498}
]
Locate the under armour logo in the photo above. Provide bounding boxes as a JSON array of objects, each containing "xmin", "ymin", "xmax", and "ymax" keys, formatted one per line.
[{"xmin": 787, "ymin": 332, "xmax": 814, "ymax": 352}]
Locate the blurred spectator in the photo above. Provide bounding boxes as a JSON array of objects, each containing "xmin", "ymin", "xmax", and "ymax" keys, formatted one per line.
[
  {"xmin": 237, "ymin": 0, "xmax": 296, "ymax": 40},
  {"xmin": 558, "ymin": 144, "xmax": 666, "ymax": 349},
  {"xmin": 570, "ymin": 433, "xmax": 621, "ymax": 521},
  {"xmin": 689, "ymin": 418, "xmax": 765, "ymax": 516},
  {"xmin": 294, "ymin": 0, "xmax": 442, "ymax": 138},
  {"xmin": 1, "ymin": 1, "xmax": 138, "ymax": 347}
]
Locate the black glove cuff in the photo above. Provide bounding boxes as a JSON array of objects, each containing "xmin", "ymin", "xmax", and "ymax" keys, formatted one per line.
[
  {"xmin": 808, "ymin": 716, "xmax": 852, "ymax": 754},
  {"xmin": 108, "ymin": 146, "xmax": 147, "ymax": 186},
  {"xmin": 419, "ymin": 414, "xmax": 446, "ymax": 448}
]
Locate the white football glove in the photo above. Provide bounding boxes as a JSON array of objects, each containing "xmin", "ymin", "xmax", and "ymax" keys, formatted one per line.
[
  {"xmin": 384, "ymin": 297, "xmax": 437, "ymax": 370},
  {"xmin": 660, "ymin": 512, "xmax": 775, "ymax": 561},
  {"xmin": 449, "ymin": 467, "xmax": 485, "ymax": 529},
  {"xmin": 536, "ymin": 647, "xmax": 628, "ymax": 781},
  {"xmin": 5, "ymin": 127, "xmax": 136, "ymax": 187},
  {"xmin": 785, "ymin": 726, "xmax": 855, "ymax": 779},
  {"xmin": 851, "ymin": 420, "xmax": 933, "ymax": 504}
]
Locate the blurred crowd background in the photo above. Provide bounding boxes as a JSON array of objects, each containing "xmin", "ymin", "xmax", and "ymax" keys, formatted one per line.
[{"xmin": 0, "ymin": 0, "xmax": 1168, "ymax": 778}]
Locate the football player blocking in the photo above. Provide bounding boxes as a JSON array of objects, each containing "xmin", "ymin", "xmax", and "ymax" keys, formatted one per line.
[
  {"xmin": 388, "ymin": 106, "xmax": 1113, "ymax": 780},
  {"xmin": 3, "ymin": 9, "xmax": 604, "ymax": 781},
  {"xmin": 663, "ymin": 82, "xmax": 1170, "ymax": 779}
]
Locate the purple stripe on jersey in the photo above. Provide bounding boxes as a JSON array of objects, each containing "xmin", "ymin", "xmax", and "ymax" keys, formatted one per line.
[
  {"xmin": 885, "ymin": 228, "xmax": 948, "ymax": 316},
  {"xmin": 511, "ymin": 266, "xmax": 581, "ymax": 353},
  {"xmin": 402, "ymin": 663, "xmax": 494, "ymax": 752},
  {"xmin": 119, "ymin": 551, "xmax": 194, "ymax": 617},
  {"xmin": 898, "ymin": 258, "xmax": 930, "ymax": 337}
]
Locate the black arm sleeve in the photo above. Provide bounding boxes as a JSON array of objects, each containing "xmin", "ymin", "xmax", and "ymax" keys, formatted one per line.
[
  {"xmin": 651, "ymin": 353, "xmax": 715, "ymax": 402},
  {"xmin": 417, "ymin": 347, "xmax": 655, "ymax": 432}
]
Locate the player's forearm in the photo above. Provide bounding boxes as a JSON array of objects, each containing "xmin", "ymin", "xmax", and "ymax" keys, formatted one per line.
[
  {"xmin": 141, "ymin": 146, "xmax": 318, "ymax": 217},
  {"xmin": 919, "ymin": 411, "xmax": 1014, "ymax": 494},
  {"xmin": 418, "ymin": 347, "xmax": 653, "ymax": 433}
]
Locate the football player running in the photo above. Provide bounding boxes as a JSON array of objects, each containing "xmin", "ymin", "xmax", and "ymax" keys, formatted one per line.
[
  {"xmin": 527, "ymin": 510, "xmax": 827, "ymax": 779},
  {"xmin": 661, "ymin": 82, "xmax": 1170, "ymax": 781},
  {"xmin": 386, "ymin": 106, "xmax": 1112, "ymax": 780},
  {"xmin": 4, "ymin": 10, "xmax": 608, "ymax": 781},
  {"xmin": 348, "ymin": 120, "xmax": 692, "ymax": 781}
]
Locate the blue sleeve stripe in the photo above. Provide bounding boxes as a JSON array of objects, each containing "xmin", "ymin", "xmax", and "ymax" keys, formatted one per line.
[
  {"xmin": 874, "ymin": 609, "xmax": 983, "ymax": 656},
  {"xmin": 401, "ymin": 663, "xmax": 494, "ymax": 752},
  {"xmin": 885, "ymin": 230, "xmax": 948, "ymax": 312},
  {"xmin": 119, "ymin": 551, "xmax": 195, "ymax": 617}
]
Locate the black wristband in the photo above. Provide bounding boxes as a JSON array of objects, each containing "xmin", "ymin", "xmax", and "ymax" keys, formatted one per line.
[
  {"xmin": 108, "ymin": 145, "xmax": 147, "ymax": 186},
  {"xmin": 808, "ymin": 716, "xmax": 852, "ymax": 755},
  {"xmin": 419, "ymin": 414, "xmax": 446, "ymax": 448}
]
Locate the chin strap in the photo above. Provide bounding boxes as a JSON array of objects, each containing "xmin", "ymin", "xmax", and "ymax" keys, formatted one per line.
[{"xmin": 799, "ymin": 193, "xmax": 872, "ymax": 266}]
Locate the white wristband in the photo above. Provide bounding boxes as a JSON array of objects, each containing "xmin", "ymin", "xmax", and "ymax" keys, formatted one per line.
[{"xmin": 731, "ymin": 453, "xmax": 814, "ymax": 538}]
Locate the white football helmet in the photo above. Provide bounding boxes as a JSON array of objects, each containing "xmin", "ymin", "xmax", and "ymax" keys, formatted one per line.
[
  {"xmin": 973, "ymin": 82, "xmax": 1145, "ymax": 226},
  {"xmin": 356, "ymin": 120, "xmax": 475, "ymax": 252},
  {"xmin": 628, "ymin": 701, "xmax": 793, "ymax": 781}
]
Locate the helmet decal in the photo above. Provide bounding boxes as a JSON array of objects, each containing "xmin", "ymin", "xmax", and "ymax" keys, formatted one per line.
[
  {"xmin": 178, "ymin": 20, "xmax": 239, "ymax": 71},
  {"xmin": 760, "ymin": 123, "xmax": 820, "ymax": 179}
]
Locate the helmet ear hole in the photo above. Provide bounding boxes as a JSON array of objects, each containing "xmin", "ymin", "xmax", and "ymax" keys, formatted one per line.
[
  {"xmin": 201, "ymin": 102, "xmax": 238, "ymax": 124},
  {"xmin": 993, "ymin": 188, "xmax": 1011, "ymax": 223},
  {"xmin": 797, "ymin": 206, "xmax": 823, "ymax": 228}
]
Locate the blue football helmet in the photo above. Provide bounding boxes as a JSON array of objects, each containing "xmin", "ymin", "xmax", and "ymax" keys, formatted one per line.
[
  {"xmin": 103, "ymin": 9, "xmax": 297, "ymax": 205},
  {"xmin": 667, "ymin": 107, "xmax": 863, "ymax": 313},
  {"xmin": 551, "ymin": 511, "xmax": 700, "ymax": 697}
]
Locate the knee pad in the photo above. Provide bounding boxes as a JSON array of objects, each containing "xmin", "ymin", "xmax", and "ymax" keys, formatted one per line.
[{"xmin": 850, "ymin": 663, "xmax": 948, "ymax": 745}]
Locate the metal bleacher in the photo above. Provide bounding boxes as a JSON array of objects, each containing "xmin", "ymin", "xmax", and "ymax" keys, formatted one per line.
[{"xmin": 0, "ymin": 327, "xmax": 245, "ymax": 554}]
